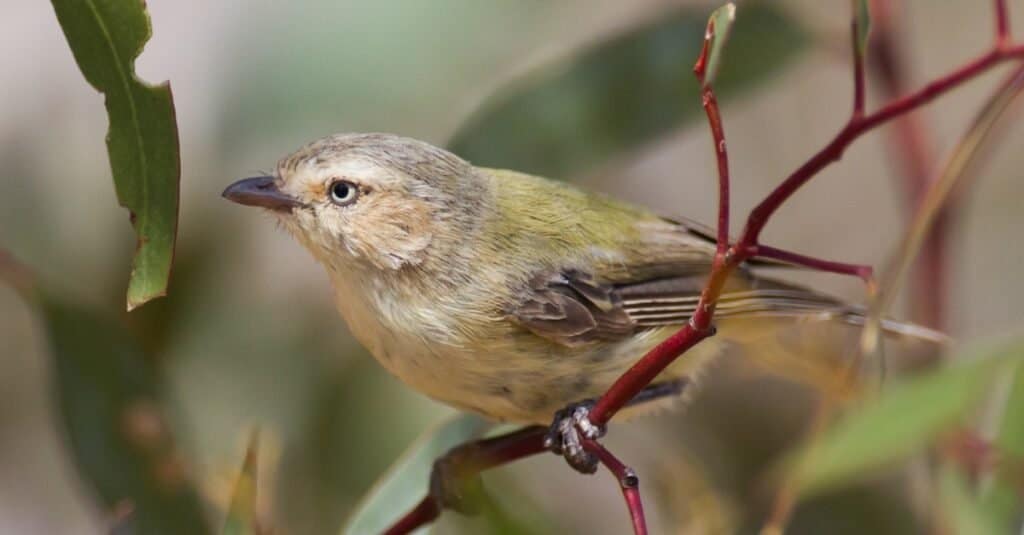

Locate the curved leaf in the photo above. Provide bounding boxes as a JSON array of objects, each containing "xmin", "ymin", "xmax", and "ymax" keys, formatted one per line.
[
  {"xmin": 447, "ymin": 3, "xmax": 807, "ymax": 178},
  {"xmin": 340, "ymin": 413, "xmax": 488, "ymax": 535},
  {"xmin": 50, "ymin": 0, "xmax": 180, "ymax": 310},
  {"xmin": 786, "ymin": 341, "xmax": 1020, "ymax": 497},
  {"xmin": 40, "ymin": 294, "xmax": 210, "ymax": 534}
]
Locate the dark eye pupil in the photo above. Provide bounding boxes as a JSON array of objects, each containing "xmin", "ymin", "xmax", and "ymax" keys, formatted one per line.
[{"xmin": 331, "ymin": 182, "xmax": 353, "ymax": 202}]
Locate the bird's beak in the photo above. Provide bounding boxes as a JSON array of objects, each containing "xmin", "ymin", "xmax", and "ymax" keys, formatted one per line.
[{"xmin": 222, "ymin": 176, "xmax": 304, "ymax": 212}]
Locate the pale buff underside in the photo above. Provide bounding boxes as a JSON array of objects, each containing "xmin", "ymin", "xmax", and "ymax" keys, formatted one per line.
[{"xmin": 327, "ymin": 266, "xmax": 871, "ymax": 424}]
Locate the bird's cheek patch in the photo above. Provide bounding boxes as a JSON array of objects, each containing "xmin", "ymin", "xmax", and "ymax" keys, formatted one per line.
[{"xmin": 347, "ymin": 196, "xmax": 435, "ymax": 270}]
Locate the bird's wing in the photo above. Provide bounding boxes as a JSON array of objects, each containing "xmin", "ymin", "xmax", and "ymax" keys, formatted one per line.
[
  {"xmin": 510, "ymin": 263, "xmax": 852, "ymax": 349},
  {"xmin": 502, "ymin": 198, "xmax": 859, "ymax": 347}
]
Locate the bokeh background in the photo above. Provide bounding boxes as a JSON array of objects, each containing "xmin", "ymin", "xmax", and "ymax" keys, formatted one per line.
[{"xmin": 2, "ymin": 1, "xmax": 1023, "ymax": 533}]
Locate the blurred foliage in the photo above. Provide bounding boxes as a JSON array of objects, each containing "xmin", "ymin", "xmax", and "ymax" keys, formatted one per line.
[
  {"xmin": 49, "ymin": 0, "xmax": 180, "ymax": 310},
  {"xmin": 447, "ymin": 2, "xmax": 806, "ymax": 178},
  {"xmin": 700, "ymin": 3, "xmax": 737, "ymax": 87},
  {"xmin": 939, "ymin": 464, "xmax": 1001, "ymax": 535},
  {"xmin": 39, "ymin": 292, "xmax": 209, "ymax": 534},
  {"xmin": 342, "ymin": 414, "xmax": 487, "ymax": 534},
  {"xmin": 222, "ymin": 432, "xmax": 261, "ymax": 535},
  {"xmin": 7, "ymin": 1, "xmax": 1023, "ymax": 534},
  {"xmin": 979, "ymin": 362, "xmax": 1024, "ymax": 532},
  {"xmin": 786, "ymin": 340, "xmax": 1019, "ymax": 498}
]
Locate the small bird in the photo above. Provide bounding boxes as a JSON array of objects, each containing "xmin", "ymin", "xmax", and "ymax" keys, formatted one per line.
[{"xmin": 223, "ymin": 133, "xmax": 943, "ymax": 474}]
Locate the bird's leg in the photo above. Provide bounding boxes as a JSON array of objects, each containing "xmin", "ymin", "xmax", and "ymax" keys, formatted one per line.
[
  {"xmin": 544, "ymin": 379, "xmax": 688, "ymax": 474},
  {"xmin": 429, "ymin": 425, "xmax": 547, "ymax": 514}
]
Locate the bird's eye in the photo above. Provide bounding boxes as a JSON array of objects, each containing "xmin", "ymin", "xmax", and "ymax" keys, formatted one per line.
[{"xmin": 328, "ymin": 180, "xmax": 359, "ymax": 206}]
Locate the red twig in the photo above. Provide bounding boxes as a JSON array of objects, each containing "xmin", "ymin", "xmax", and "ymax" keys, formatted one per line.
[
  {"xmin": 590, "ymin": 8, "xmax": 1024, "ymax": 428},
  {"xmin": 995, "ymin": 0, "xmax": 1011, "ymax": 46},
  {"xmin": 383, "ymin": 497, "xmax": 439, "ymax": 535},
  {"xmin": 749, "ymin": 244, "xmax": 874, "ymax": 283},
  {"xmin": 694, "ymin": 18, "xmax": 731, "ymax": 253},
  {"xmin": 383, "ymin": 427, "xmax": 547, "ymax": 535},
  {"xmin": 583, "ymin": 440, "xmax": 647, "ymax": 535},
  {"xmin": 388, "ymin": 4, "xmax": 1024, "ymax": 532},
  {"xmin": 743, "ymin": 44, "xmax": 1024, "ymax": 247}
]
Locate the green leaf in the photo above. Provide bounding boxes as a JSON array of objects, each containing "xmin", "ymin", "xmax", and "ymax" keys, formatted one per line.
[
  {"xmin": 447, "ymin": 3, "xmax": 806, "ymax": 178},
  {"xmin": 39, "ymin": 294, "xmax": 210, "ymax": 535},
  {"xmin": 50, "ymin": 0, "xmax": 180, "ymax": 310},
  {"xmin": 852, "ymin": 0, "xmax": 871, "ymax": 58},
  {"xmin": 340, "ymin": 413, "xmax": 489, "ymax": 535},
  {"xmin": 939, "ymin": 464, "xmax": 1003, "ymax": 535},
  {"xmin": 222, "ymin": 432, "xmax": 261, "ymax": 535},
  {"xmin": 787, "ymin": 344, "xmax": 1019, "ymax": 498},
  {"xmin": 701, "ymin": 3, "xmax": 737, "ymax": 87},
  {"xmin": 979, "ymin": 344, "xmax": 1024, "ymax": 531}
]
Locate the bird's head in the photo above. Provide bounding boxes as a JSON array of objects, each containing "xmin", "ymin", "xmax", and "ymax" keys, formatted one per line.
[{"xmin": 223, "ymin": 133, "xmax": 487, "ymax": 272}]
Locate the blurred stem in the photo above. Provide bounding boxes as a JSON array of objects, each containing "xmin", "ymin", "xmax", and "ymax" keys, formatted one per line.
[
  {"xmin": 592, "ymin": 0, "xmax": 1024, "ymax": 428},
  {"xmin": 869, "ymin": 0, "xmax": 946, "ymax": 330},
  {"xmin": 860, "ymin": 62, "xmax": 1024, "ymax": 359}
]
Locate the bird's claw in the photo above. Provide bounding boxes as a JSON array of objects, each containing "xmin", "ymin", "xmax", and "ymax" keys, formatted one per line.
[{"xmin": 544, "ymin": 401, "xmax": 606, "ymax": 474}]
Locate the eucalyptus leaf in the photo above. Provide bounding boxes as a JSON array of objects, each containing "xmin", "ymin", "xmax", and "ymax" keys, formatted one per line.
[
  {"xmin": 40, "ymin": 295, "xmax": 210, "ymax": 534},
  {"xmin": 853, "ymin": 0, "xmax": 871, "ymax": 57},
  {"xmin": 340, "ymin": 413, "xmax": 489, "ymax": 535},
  {"xmin": 939, "ymin": 464, "xmax": 1002, "ymax": 535},
  {"xmin": 787, "ymin": 344, "xmax": 1018, "ymax": 497},
  {"xmin": 702, "ymin": 3, "xmax": 737, "ymax": 87},
  {"xmin": 448, "ymin": 3, "xmax": 806, "ymax": 178},
  {"xmin": 222, "ymin": 432, "xmax": 261, "ymax": 535},
  {"xmin": 50, "ymin": 0, "xmax": 180, "ymax": 310},
  {"xmin": 980, "ymin": 346, "xmax": 1024, "ymax": 532}
]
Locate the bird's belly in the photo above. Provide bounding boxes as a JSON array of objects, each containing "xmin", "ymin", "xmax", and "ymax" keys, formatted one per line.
[{"xmin": 363, "ymin": 324, "xmax": 722, "ymax": 424}]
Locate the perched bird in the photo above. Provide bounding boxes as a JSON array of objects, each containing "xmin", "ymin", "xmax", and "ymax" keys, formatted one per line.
[{"xmin": 223, "ymin": 133, "xmax": 943, "ymax": 473}]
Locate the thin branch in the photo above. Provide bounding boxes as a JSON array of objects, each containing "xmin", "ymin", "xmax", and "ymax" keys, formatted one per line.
[
  {"xmin": 869, "ymin": 0, "xmax": 946, "ymax": 328},
  {"xmin": 591, "ymin": 323, "xmax": 715, "ymax": 426},
  {"xmin": 389, "ymin": 4, "xmax": 1024, "ymax": 532},
  {"xmin": 384, "ymin": 427, "xmax": 548, "ymax": 535},
  {"xmin": 766, "ymin": 35, "xmax": 1024, "ymax": 535},
  {"xmin": 694, "ymin": 16, "xmax": 732, "ymax": 253},
  {"xmin": 742, "ymin": 44, "xmax": 1024, "ymax": 246},
  {"xmin": 860, "ymin": 62, "xmax": 1024, "ymax": 358},
  {"xmin": 749, "ymin": 244, "xmax": 874, "ymax": 283},
  {"xmin": 583, "ymin": 440, "xmax": 647, "ymax": 535},
  {"xmin": 592, "ymin": 4, "xmax": 1024, "ymax": 431},
  {"xmin": 995, "ymin": 0, "xmax": 1011, "ymax": 46},
  {"xmin": 383, "ymin": 497, "xmax": 439, "ymax": 535}
]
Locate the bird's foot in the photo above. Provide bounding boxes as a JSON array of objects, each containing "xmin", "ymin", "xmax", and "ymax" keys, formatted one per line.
[{"xmin": 543, "ymin": 400, "xmax": 606, "ymax": 474}]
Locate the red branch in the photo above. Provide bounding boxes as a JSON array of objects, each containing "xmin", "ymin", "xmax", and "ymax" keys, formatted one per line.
[
  {"xmin": 383, "ymin": 497, "xmax": 439, "ymax": 535},
  {"xmin": 694, "ymin": 18, "xmax": 731, "ymax": 252},
  {"xmin": 996, "ymin": 0, "xmax": 1011, "ymax": 46},
  {"xmin": 384, "ymin": 427, "xmax": 547, "ymax": 535},
  {"xmin": 387, "ymin": 4, "xmax": 1024, "ymax": 533},
  {"xmin": 589, "ymin": 11, "xmax": 1024, "ymax": 428},
  {"xmin": 750, "ymin": 244, "xmax": 873, "ymax": 283},
  {"xmin": 583, "ymin": 439, "xmax": 647, "ymax": 535}
]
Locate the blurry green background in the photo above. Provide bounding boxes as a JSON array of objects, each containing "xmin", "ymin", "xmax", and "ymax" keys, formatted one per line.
[{"xmin": 2, "ymin": 1, "xmax": 1023, "ymax": 533}]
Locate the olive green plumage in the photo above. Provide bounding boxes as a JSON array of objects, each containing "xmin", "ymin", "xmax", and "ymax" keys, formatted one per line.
[{"xmin": 225, "ymin": 133, "xmax": 945, "ymax": 424}]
